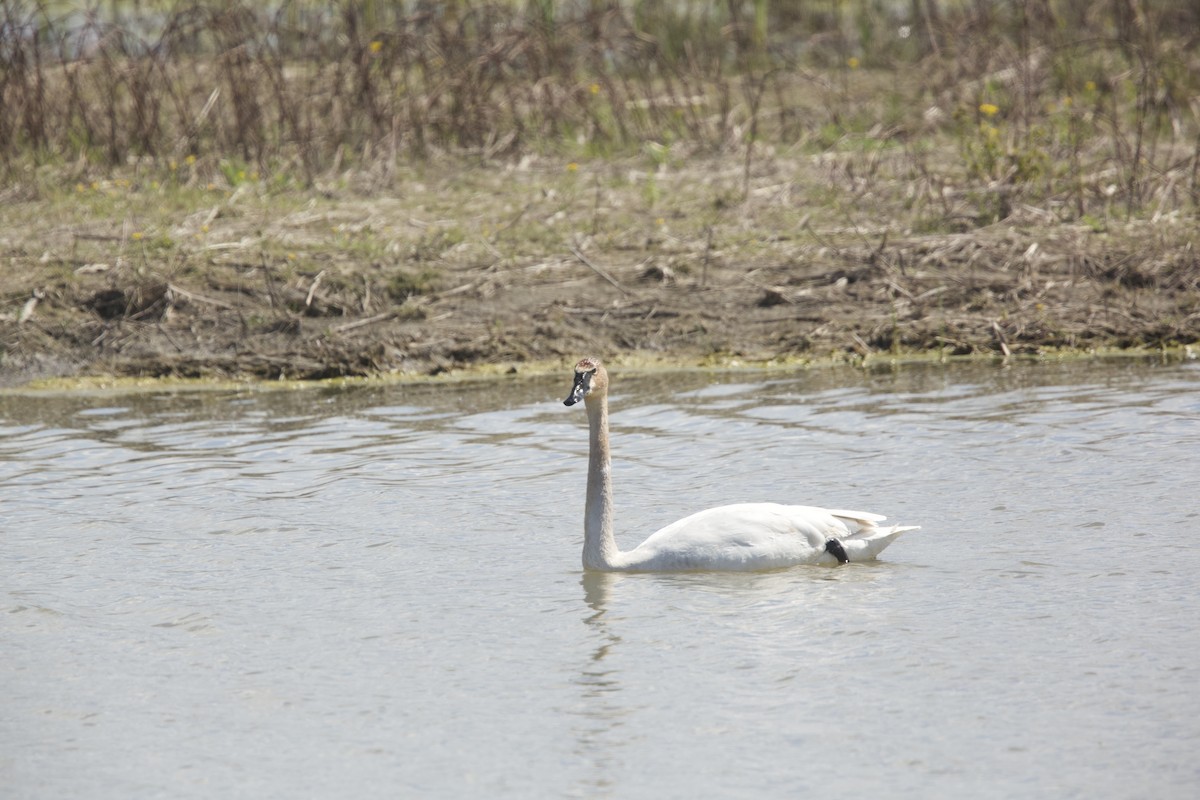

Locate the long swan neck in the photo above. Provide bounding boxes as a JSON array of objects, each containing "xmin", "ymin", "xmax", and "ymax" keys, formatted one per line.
[{"xmin": 583, "ymin": 393, "xmax": 620, "ymax": 570}]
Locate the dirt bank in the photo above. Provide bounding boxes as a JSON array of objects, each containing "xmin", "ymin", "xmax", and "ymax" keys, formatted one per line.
[{"xmin": 2, "ymin": 155, "xmax": 1197, "ymax": 387}]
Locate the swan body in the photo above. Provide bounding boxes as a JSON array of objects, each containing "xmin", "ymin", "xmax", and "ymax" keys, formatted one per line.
[{"xmin": 563, "ymin": 357, "xmax": 918, "ymax": 572}]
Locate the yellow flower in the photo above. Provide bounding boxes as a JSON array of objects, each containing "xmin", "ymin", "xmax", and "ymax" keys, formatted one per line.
[
  {"xmin": 655, "ymin": 217, "xmax": 665, "ymax": 227},
  {"xmin": 369, "ymin": 40, "xmax": 382, "ymax": 54},
  {"xmin": 185, "ymin": 155, "xmax": 197, "ymax": 165},
  {"xmin": 979, "ymin": 103, "xmax": 1000, "ymax": 117},
  {"xmin": 75, "ymin": 183, "xmax": 85, "ymax": 193},
  {"xmin": 847, "ymin": 57, "xmax": 860, "ymax": 70},
  {"xmin": 131, "ymin": 232, "xmax": 144, "ymax": 241},
  {"xmin": 566, "ymin": 162, "xmax": 579, "ymax": 173},
  {"xmin": 589, "ymin": 83, "xmax": 600, "ymax": 95},
  {"xmin": 1084, "ymin": 80, "xmax": 1096, "ymax": 93}
]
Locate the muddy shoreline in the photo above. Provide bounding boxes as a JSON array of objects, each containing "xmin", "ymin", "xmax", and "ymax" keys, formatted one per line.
[{"xmin": 2, "ymin": 159, "xmax": 1197, "ymax": 388}]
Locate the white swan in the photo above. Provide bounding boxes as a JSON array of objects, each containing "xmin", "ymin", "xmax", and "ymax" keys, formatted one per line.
[{"xmin": 563, "ymin": 357, "xmax": 919, "ymax": 572}]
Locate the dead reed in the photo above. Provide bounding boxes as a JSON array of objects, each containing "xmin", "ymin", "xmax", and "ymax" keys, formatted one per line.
[{"xmin": 1, "ymin": 0, "xmax": 1197, "ymax": 221}]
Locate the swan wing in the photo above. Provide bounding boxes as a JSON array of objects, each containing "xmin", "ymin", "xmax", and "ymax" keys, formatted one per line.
[{"xmin": 825, "ymin": 508, "xmax": 888, "ymax": 526}]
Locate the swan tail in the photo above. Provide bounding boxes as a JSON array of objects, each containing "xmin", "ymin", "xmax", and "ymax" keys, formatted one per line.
[{"xmin": 842, "ymin": 523, "xmax": 920, "ymax": 562}]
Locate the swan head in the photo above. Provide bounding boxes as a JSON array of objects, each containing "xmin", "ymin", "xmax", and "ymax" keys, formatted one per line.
[{"xmin": 564, "ymin": 356, "xmax": 607, "ymax": 406}]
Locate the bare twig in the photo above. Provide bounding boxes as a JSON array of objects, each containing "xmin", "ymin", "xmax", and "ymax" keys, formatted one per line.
[
  {"xmin": 166, "ymin": 283, "xmax": 236, "ymax": 309},
  {"xmin": 333, "ymin": 310, "xmax": 397, "ymax": 333},
  {"xmin": 569, "ymin": 244, "xmax": 630, "ymax": 296},
  {"xmin": 991, "ymin": 320, "xmax": 1012, "ymax": 357},
  {"xmin": 18, "ymin": 289, "xmax": 44, "ymax": 324},
  {"xmin": 305, "ymin": 270, "xmax": 326, "ymax": 307},
  {"xmin": 702, "ymin": 225, "xmax": 714, "ymax": 288}
]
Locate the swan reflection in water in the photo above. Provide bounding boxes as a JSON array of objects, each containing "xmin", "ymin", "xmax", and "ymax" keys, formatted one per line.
[{"xmin": 570, "ymin": 571, "xmax": 627, "ymax": 795}]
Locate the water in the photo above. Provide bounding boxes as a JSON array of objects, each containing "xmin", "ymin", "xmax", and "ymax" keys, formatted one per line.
[{"xmin": 3, "ymin": 359, "xmax": 1198, "ymax": 799}]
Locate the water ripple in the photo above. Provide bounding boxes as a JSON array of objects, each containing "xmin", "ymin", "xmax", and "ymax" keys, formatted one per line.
[{"xmin": 2, "ymin": 359, "xmax": 1199, "ymax": 799}]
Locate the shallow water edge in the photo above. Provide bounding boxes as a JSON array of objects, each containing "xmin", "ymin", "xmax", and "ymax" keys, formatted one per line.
[{"xmin": 6, "ymin": 345, "xmax": 1195, "ymax": 397}]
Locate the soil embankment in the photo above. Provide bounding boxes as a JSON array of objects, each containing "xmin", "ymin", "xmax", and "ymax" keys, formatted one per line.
[{"xmin": 2, "ymin": 157, "xmax": 1196, "ymax": 387}]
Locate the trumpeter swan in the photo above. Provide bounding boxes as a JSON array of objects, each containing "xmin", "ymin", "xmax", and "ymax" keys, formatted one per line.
[{"xmin": 563, "ymin": 357, "xmax": 918, "ymax": 572}]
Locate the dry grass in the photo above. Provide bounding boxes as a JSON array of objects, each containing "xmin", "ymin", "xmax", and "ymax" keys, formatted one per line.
[
  {"xmin": 1, "ymin": 1, "xmax": 1198, "ymax": 219},
  {"xmin": 1, "ymin": 1, "xmax": 1198, "ymax": 382},
  {"xmin": 2, "ymin": 148, "xmax": 1196, "ymax": 382}
]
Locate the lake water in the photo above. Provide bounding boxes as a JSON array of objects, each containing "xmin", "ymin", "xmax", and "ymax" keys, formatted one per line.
[{"xmin": 3, "ymin": 358, "xmax": 1199, "ymax": 799}]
